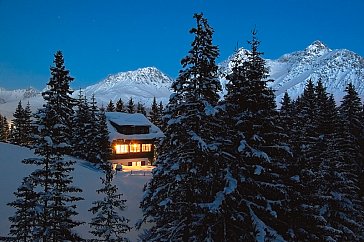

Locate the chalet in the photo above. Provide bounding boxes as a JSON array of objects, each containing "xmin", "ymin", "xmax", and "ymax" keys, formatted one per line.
[{"xmin": 105, "ymin": 112, "xmax": 164, "ymax": 168}]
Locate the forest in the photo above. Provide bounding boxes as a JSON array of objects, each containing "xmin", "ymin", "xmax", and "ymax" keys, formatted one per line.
[{"xmin": 0, "ymin": 13, "xmax": 363, "ymax": 241}]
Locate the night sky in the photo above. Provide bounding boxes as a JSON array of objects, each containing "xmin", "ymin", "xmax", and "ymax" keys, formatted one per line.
[{"xmin": 1, "ymin": 0, "xmax": 363, "ymax": 90}]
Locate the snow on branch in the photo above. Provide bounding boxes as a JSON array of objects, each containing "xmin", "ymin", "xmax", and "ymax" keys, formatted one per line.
[{"xmin": 200, "ymin": 169, "xmax": 237, "ymax": 212}]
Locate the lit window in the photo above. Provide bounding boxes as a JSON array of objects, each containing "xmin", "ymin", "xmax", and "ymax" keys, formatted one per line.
[
  {"xmin": 115, "ymin": 144, "xmax": 128, "ymax": 154},
  {"xmin": 130, "ymin": 143, "xmax": 141, "ymax": 153},
  {"xmin": 142, "ymin": 144, "xmax": 152, "ymax": 152}
]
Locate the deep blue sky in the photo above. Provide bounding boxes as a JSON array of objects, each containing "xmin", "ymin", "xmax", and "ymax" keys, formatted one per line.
[{"xmin": 1, "ymin": 0, "xmax": 363, "ymax": 90}]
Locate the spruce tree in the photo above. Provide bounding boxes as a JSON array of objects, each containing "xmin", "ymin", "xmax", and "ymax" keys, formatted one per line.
[
  {"xmin": 287, "ymin": 80, "xmax": 364, "ymax": 240},
  {"xmin": 139, "ymin": 13, "xmax": 236, "ymax": 241},
  {"xmin": 10, "ymin": 100, "xmax": 25, "ymax": 145},
  {"xmin": 23, "ymin": 102, "xmax": 32, "ymax": 146},
  {"xmin": 137, "ymin": 101, "xmax": 147, "ymax": 116},
  {"xmin": 72, "ymin": 90, "xmax": 92, "ymax": 160},
  {"xmin": 10, "ymin": 101, "xmax": 33, "ymax": 146},
  {"xmin": 89, "ymin": 109, "xmax": 129, "ymax": 240},
  {"xmin": 0, "ymin": 113, "xmax": 3, "ymax": 141},
  {"xmin": 7, "ymin": 177, "xmax": 37, "ymax": 241},
  {"xmin": 279, "ymin": 91, "xmax": 294, "ymax": 143},
  {"xmin": 42, "ymin": 50, "xmax": 75, "ymax": 154},
  {"xmin": 319, "ymin": 94, "xmax": 364, "ymax": 241},
  {"xmin": 222, "ymin": 30, "xmax": 291, "ymax": 241},
  {"xmin": 115, "ymin": 98, "xmax": 125, "ymax": 112},
  {"xmin": 106, "ymin": 100, "xmax": 116, "ymax": 112},
  {"xmin": 96, "ymin": 107, "xmax": 112, "ymax": 165},
  {"xmin": 127, "ymin": 97, "xmax": 135, "ymax": 113},
  {"xmin": 17, "ymin": 51, "xmax": 83, "ymax": 241},
  {"xmin": 149, "ymin": 97, "xmax": 162, "ymax": 127},
  {"xmin": 1, "ymin": 115, "xmax": 10, "ymax": 142},
  {"xmin": 87, "ymin": 94, "xmax": 103, "ymax": 164},
  {"xmin": 339, "ymin": 83, "xmax": 364, "ymax": 195}
]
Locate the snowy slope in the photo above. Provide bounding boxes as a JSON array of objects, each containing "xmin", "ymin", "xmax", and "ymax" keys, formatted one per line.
[
  {"xmin": 220, "ymin": 40, "xmax": 364, "ymax": 102},
  {"xmin": 0, "ymin": 142, "xmax": 150, "ymax": 240}
]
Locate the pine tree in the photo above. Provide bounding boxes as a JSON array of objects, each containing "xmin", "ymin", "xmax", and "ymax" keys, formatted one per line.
[
  {"xmin": 137, "ymin": 101, "xmax": 147, "ymax": 116},
  {"xmin": 149, "ymin": 97, "xmax": 162, "ymax": 127},
  {"xmin": 339, "ymin": 83, "xmax": 364, "ymax": 195},
  {"xmin": 222, "ymin": 30, "xmax": 291, "ymax": 241},
  {"xmin": 0, "ymin": 113, "xmax": 10, "ymax": 142},
  {"xmin": 139, "ymin": 13, "xmax": 237, "ymax": 241},
  {"xmin": 89, "ymin": 115, "xmax": 129, "ymax": 241},
  {"xmin": 279, "ymin": 91, "xmax": 294, "ymax": 142},
  {"xmin": 0, "ymin": 113, "xmax": 3, "ymax": 141},
  {"xmin": 115, "ymin": 98, "xmax": 125, "ymax": 112},
  {"xmin": 7, "ymin": 177, "xmax": 37, "ymax": 241},
  {"xmin": 23, "ymin": 102, "xmax": 33, "ymax": 146},
  {"xmin": 87, "ymin": 94, "xmax": 103, "ymax": 164},
  {"xmin": 10, "ymin": 101, "xmax": 33, "ymax": 146},
  {"xmin": 318, "ymin": 94, "xmax": 364, "ymax": 241},
  {"xmin": 127, "ymin": 97, "xmax": 135, "ymax": 113},
  {"xmin": 72, "ymin": 90, "xmax": 93, "ymax": 160},
  {"xmin": 42, "ymin": 50, "xmax": 75, "ymax": 154},
  {"xmin": 95, "ymin": 106, "xmax": 111, "ymax": 167},
  {"xmin": 10, "ymin": 100, "xmax": 25, "ymax": 145},
  {"xmin": 287, "ymin": 81, "xmax": 364, "ymax": 240},
  {"xmin": 17, "ymin": 51, "xmax": 83, "ymax": 241},
  {"xmin": 106, "ymin": 100, "xmax": 116, "ymax": 112}
]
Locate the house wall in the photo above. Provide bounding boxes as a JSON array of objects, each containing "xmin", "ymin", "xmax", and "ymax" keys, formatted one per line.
[{"xmin": 110, "ymin": 139, "xmax": 155, "ymax": 164}]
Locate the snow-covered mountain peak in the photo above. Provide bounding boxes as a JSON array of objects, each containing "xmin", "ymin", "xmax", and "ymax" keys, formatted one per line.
[
  {"xmin": 0, "ymin": 86, "xmax": 40, "ymax": 103},
  {"xmin": 219, "ymin": 47, "xmax": 250, "ymax": 75},
  {"xmin": 103, "ymin": 67, "xmax": 173, "ymax": 87},
  {"xmin": 218, "ymin": 40, "xmax": 364, "ymax": 104},
  {"xmin": 82, "ymin": 67, "xmax": 173, "ymax": 106},
  {"xmin": 304, "ymin": 40, "xmax": 331, "ymax": 56}
]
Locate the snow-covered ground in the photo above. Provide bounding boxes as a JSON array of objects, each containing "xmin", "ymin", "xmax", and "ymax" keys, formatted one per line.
[{"xmin": 0, "ymin": 142, "xmax": 151, "ymax": 240}]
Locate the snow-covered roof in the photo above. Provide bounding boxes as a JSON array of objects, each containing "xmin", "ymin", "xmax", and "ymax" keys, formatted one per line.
[{"xmin": 105, "ymin": 112, "xmax": 164, "ymax": 141}]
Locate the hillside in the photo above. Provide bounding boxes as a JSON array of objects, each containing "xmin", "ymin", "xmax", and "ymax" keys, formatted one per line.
[{"xmin": 0, "ymin": 142, "xmax": 150, "ymax": 240}]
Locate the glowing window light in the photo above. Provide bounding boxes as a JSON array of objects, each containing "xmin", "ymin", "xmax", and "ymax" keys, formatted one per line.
[
  {"xmin": 115, "ymin": 144, "xmax": 128, "ymax": 154},
  {"xmin": 142, "ymin": 144, "xmax": 152, "ymax": 152},
  {"xmin": 129, "ymin": 143, "xmax": 141, "ymax": 153}
]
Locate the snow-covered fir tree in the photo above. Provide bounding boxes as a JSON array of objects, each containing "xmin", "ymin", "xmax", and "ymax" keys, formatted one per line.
[
  {"xmin": 42, "ymin": 50, "xmax": 75, "ymax": 154},
  {"xmin": 339, "ymin": 83, "xmax": 364, "ymax": 196},
  {"xmin": 222, "ymin": 30, "xmax": 291, "ymax": 241},
  {"xmin": 116, "ymin": 98, "xmax": 126, "ymax": 112},
  {"xmin": 72, "ymin": 89, "xmax": 92, "ymax": 160},
  {"xmin": 9, "ymin": 101, "xmax": 32, "ymax": 146},
  {"xmin": 288, "ymin": 79, "xmax": 329, "ymax": 240},
  {"xmin": 127, "ymin": 97, "xmax": 135, "ymax": 113},
  {"xmin": 137, "ymin": 101, "xmax": 147, "ymax": 116},
  {"xmin": 149, "ymin": 97, "xmax": 162, "ymax": 128},
  {"xmin": 224, "ymin": 31, "xmax": 290, "ymax": 241},
  {"xmin": 287, "ymin": 80, "xmax": 364, "ymax": 241},
  {"xmin": 279, "ymin": 91, "xmax": 294, "ymax": 146},
  {"xmin": 6, "ymin": 176, "xmax": 37, "ymax": 241},
  {"xmin": 89, "ymin": 149, "xmax": 130, "ymax": 241},
  {"xmin": 17, "ymin": 51, "xmax": 83, "ymax": 241},
  {"xmin": 10, "ymin": 100, "xmax": 25, "ymax": 145},
  {"xmin": 95, "ymin": 106, "xmax": 112, "ymax": 166},
  {"xmin": 106, "ymin": 100, "xmax": 116, "ymax": 112},
  {"xmin": 87, "ymin": 94, "xmax": 105, "ymax": 164},
  {"xmin": 139, "ymin": 13, "xmax": 238, "ymax": 241},
  {"xmin": 0, "ymin": 114, "xmax": 10, "ymax": 142},
  {"xmin": 23, "ymin": 102, "xmax": 33, "ymax": 146}
]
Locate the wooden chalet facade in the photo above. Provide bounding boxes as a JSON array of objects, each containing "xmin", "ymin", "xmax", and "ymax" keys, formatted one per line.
[{"xmin": 105, "ymin": 112, "xmax": 164, "ymax": 167}]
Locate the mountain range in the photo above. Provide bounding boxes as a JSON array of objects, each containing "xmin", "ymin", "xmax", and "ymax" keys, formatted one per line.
[{"xmin": 1, "ymin": 40, "xmax": 364, "ymax": 118}]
